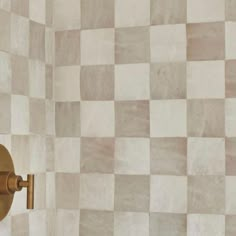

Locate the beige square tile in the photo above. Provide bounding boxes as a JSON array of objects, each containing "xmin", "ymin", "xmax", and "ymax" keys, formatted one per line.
[
  {"xmin": 115, "ymin": 64, "xmax": 150, "ymax": 100},
  {"xmin": 56, "ymin": 173, "xmax": 80, "ymax": 209},
  {"xmin": 0, "ymin": 9, "xmax": 10, "ymax": 52},
  {"xmin": 150, "ymin": 213, "xmax": 186, "ymax": 236},
  {"xmin": 226, "ymin": 22, "xmax": 236, "ymax": 60},
  {"xmin": 55, "ymin": 138, "xmax": 80, "ymax": 172},
  {"xmin": 187, "ymin": 214, "xmax": 225, "ymax": 236},
  {"xmin": 226, "ymin": 60, "xmax": 236, "ymax": 98},
  {"xmin": 55, "ymin": 30, "xmax": 80, "ymax": 66},
  {"xmin": 151, "ymin": 138, "xmax": 187, "ymax": 175},
  {"xmin": 0, "ymin": 216, "xmax": 10, "ymax": 235},
  {"xmin": 34, "ymin": 173, "xmax": 46, "ymax": 209},
  {"xmin": 29, "ymin": 21, "xmax": 45, "ymax": 61},
  {"xmin": 82, "ymin": 0, "xmax": 114, "ymax": 29},
  {"xmin": 226, "ymin": 138, "xmax": 236, "ymax": 175},
  {"xmin": 187, "ymin": 61, "xmax": 225, "ymax": 98},
  {"xmin": 115, "ymin": 138, "xmax": 150, "ymax": 174},
  {"xmin": 187, "ymin": 99, "xmax": 225, "ymax": 137},
  {"xmin": 46, "ymin": 172, "xmax": 55, "ymax": 208},
  {"xmin": 81, "ymin": 138, "xmax": 114, "ymax": 173},
  {"xmin": 45, "ymin": 28, "xmax": 54, "ymax": 65},
  {"xmin": 80, "ymin": 210, "xmax": 113, "ymax": 236},
  {"xmin": 188, "ymin": 138, "xmax": 225, "ymax": 175},
  {"xmin": 55, "ymin": 102, "xmax": 80, "ymax": 137},
  {"xmin": 150, "ymin": 175, "xmax": 187, "ymax": 213},
  {"xmin": 29, "ymin": 0, "xmax": 45, "ymax": 24},
  {"xmin": 226, "ymin": 0, "xmax": 236, "ymax": 21},
  {"xmin": 11, "ymin": 14, "xmax": 29, "ymax": 57},
  {"xmin": 46, "ymin": 137, "xmax": 55, "ymax": 171},
  {"xmin": 226, "ymin": 177, "xmax": 236, "ymax": 214},
  {"xmin": 11, "ymin": 95, "xmax": 29, "ymax": 134},
  {"xmin": 81, "ymin": 29, "xmax": 114, "ymax": 65},
  {"xmin": 45, "ymin": 100, "xmax": 55, "ymax": 135},
  {"xmin": 115, "ymin": 101, "xmax": 150, "ymax": 137},
  {"xmin": 54, "ymin": 66, "xmax": 80, "ymax": 101},
  {"xmin": 150, "ymin": 100, "xmax": 186, "ymax": 137},
  {"xmin": 56, "ymin": 210, "xmax": 80, "ymax": 236},
  {"xmin": 11, "ymin": 55, "xmax": 29, "ymax": 96},
  {"xmin": 0, "ymin": 135, "xmax": 11, "ymax": 151},
  {"xmin": 0, "ymin": 0, "xmax": 10, "ymax": 11},
  {"xmin": 81, "ymin": 65, "xmax": 114, "ymax": 101},
  {"xmin": 114, "ymin": 212, "xmax": 149, "ymax": 236},
  {"xmin": 187, "ymin": 22, "xmax": 225, "ymax": 61},
  {"xmin": 115, "ymin": 175, "xmax": 150, "ymax": 212},
  {"xmin": 29, "ymin": 60, "xmax": 45, "ymax": 98},
  {"xmin": 54, "ymin": 0, "xmax": 80, "ymax": 30},
  {"xmin": 226, "ymin": 99, "xmax": 236, "ymax": 137},
  {"xmin": 115, "ymin": 27, "xmax": 150, "ymax": 64},
  {"xmin": 80, "ymin": 174, "xmax": 114, "ymax": 210},
  {"xmin": 0, "ymin": 51, "xmax": 11, "ymax": 93},
  {"xmin": 150, "ymin": 24, "xmax": 186, "ymax": 62},
  {"xmin": 30, "ymin": 98, "xmax": 46, "ymax": 134},
  {"xmin": 81, "ymin": 101, "xmax": 114, "ymax": 137},
  {"xmin": 0, "ymin": 93, "xmax": 10, "ymax": 134},
  {"xmin": 46, "ymin": 65, "xmax": 53, "ymax": 99},
  {"xmin": 12, "ymin": 214, "xmax": 29, "ymax": 236},
  {"xmin": 46, "ymin": 0, "xmax": 53, "ymax": 27},
  {"xmin": 115, "ymin": 0, "xmax": 150, "ymax": 27},
  {"xmin": 11, "ymin": 0, "xmax": 29, "ymax": 17},
  {"xmin": 29, "ymin": 211, "xmax": 47, "ymax": 236},
  {"xmin": 151, "ymin": 62, "xmax": 186, "ymax": 99},
  {"xmin": 151, "ymin": 0, "xmax": 186, "ymax": 25},
  {"xmin": 187, "ymin": 0, "xmax": 225, "ymax": 23},
  {"xmin": 226, "ymin": 215, "xmax": 236, "ymax": 236},
  {"xmin": 188, "ymin": 176, "xmax": 225, "ymax": 214}
]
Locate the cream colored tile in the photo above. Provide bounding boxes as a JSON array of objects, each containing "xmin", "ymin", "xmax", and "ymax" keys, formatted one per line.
[
  {"xmin": 0, "ymin": 93, "xmax": 10, "ymax": 134},
  {"xmin": 11, "ymin": 95, "xmax": 29, "ymax": 134},
  {"xmin": 115, "ymin": 0, "xmax": 150, "ymax": 27},
  {"xmin": 81, "ymin": 29, "xmax": 114, "ymax": 65},
  {"xmin": 80, "ymin": 174, "xmax": 114, "ymax": 210},
  {"xmin": 29, "ymin": 0, "xmax": 45, "ymax": 24},
  {"xmin": 115, "ymin": 138, "xmax": 150, "ymax": 175},
  {"xmin": 226, "ymin": 99, "xmax": 236, "ymax": 137},
  {"xmin": 115, "ymin": 64, "xmax": 150, "ymax": 100},
  {"xmin": 226, "ymin": 138, "xmax": 236, "ymax": 175},
  {"xmin": 0, "ymin": 51, "xmax": 11, "ymax": 93},
  {"xmin": 11, "ymin": 14, "xmax": 29, "ymax": 57},
  {"xmin": 226, "ymin": 60, "xmax": 236, "ymax": 98},
  {"xmin": 54, "ymin": 66, "xmax": 80, "ymax": 101},
  {"xmin": 187, "ymin": 0, "xmax": 225, "ymax": 23},
  {"xmin": 46, "ymin": 137, "xmax": 55, "ymax": 171},
  {"xmin": 45, "ymin": 100, "xmax": 55, "ymax": 135},
  {"xmin": 226, "ymin": 177, "xmax": 236, "ymax": 214},
  {"xmin": 114, "ymin": 212, "xmax": 149, "ymax": 236},
  {"xmin": 45, "ymin": 28, "xmax": 54, "ymax": 65},
  {"xmin": 29, "ymin": 211, "xmax": 47, "ymax": 236},
  {"xmin": 150, "ymin": 100, "xmax": 186, "ymax": 137},
  {"xmin": 46, "ymin": 65, "xmax": 53, "ymax": 99},
  {"xmin": 34, "ymin": 173, "xmax": 46, "ymax": 209},
  {"xmin": 226, "ymin": 215, "xmax": 236, "ymax": 236},
  {"xmin": 81, "ymin": 101, "xmax": 114, "ymax": 137},
  {"xmin": 187, "ymin": 214, "xmax": 225, "ymax": 236},
  {"xmin": 55, "ymin": 138, "xmax": 80, "ymax": 172},
  {"xmin": 226, "ymin": 22, "xmax": 236, "ymax": 60},
  {"xmin": 54, "ymin": 0, "xmax": 80, "ymax": 30},
  {"xmin": 12, "ymin": 214, "xmax": 29, "ymax": 236},
  {"xmin": 0, "ymin": 9, "xmax": 10, "ymax": 52},
  {"xmin": 150, "ymin": 175, "xmax": 187, "ymax": 213},
  {"xmin": 187, "ymin": 61, "xmax": 225, "ymax": 98},
  {"xmin": 188, "ymin": 138, "xmax": 225, "ymax": 175},
  {"xmin": 226, "ymin": 0, "xmax": 236, "ymax": 21},
  {"xmin": 0, "ymin": 216, "xmax": 11, "ymax": 236},
  {"xmin": 0, "ymin": 135, "xmax": 11, "ymax": 151},
  {"xmin": 150, "ymin": 24, "xmax": 186, "ymax": 62},
  {"xmin": 0, "ymin": 0, "xmax": 10, "ymax": 11},
  {"xmin": 46, "ymin": 172, "xmax": 55, "ymax": 208},
  {"xmin": 11, "ymin": 0, "xmax": 29, "ymax": 17}
]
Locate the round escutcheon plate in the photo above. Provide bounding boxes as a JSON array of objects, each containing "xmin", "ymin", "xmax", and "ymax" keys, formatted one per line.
[{"xmin": 0, "ymin": 144, "xmax": 15, "ymax": 221}]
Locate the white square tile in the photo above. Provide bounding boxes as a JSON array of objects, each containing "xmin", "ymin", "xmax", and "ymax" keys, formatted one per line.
[
  {"xmin": 11, "ymin": 14, "xmax": 29, "ymax": 57},
  {"xmin": 29, "ymin": 60, "xmax": 45, "ymax": 98},
  {"xmin": 55, "ymin": 138, "xmax": 80, "ymax": 173},
  {"xmin": 187, "ymin": 214, "xmax": 225, "ymax": 236},
  {"xmin": 0, "ymin": 51, "xmax": 11, "ymax": 93},
  {"xmin": 81, "ymin": 29, "xmax": 114, "ymax": 65},
  {"xmin": 187, "ymin": 0, "xmax": 225, "ymax": 23},
  {"xmin": 226, "ymin": 99, "xmax": 236, "ymax": 137},
  {"xmin": 188, "ymin": 138, "xmax": 225, "ymax": 175},
  {"xmin": 226, "ymin": 177, "xmax": 236, "ymax": 214},
  {"xmin": 150, "ymin": 175, "xmax": 187, "ymax": 213},
  {"xmin": 226, "ymin": 22, "xmax": 236, "ymax": 60},
  {"xmin": 150, "ymin": 100, "xmax": 187, "ymax": 137},
  {"xmin": 54, "ymin": 66, "xmax": 80, "ymax": 101},
  {"xmin": 150, "ymin": 24, "xmax": 186, "ymax": 62},
  {"xmin": 115, "ymin": 64, "xmax": 150, "ymax": 100},
  {"xmin": 79, "ymin": 174, "xmax": 114, "ymax": 210},
  {"xmin": 11, "ymin": 95, "xmax": 29, "ymax": 134},
  {"xmin": 115, "ymin": 138, "xmax": 150, "ymax": 174},
  {"xmin": 81, "ymin": 101, "xmax": 115, "ymax": 137},
  {"xmin": 115, "ymin": 0, "xmax": 150, "ymax": 27},
  {"xmin": 187, "ymin": 61, "xmax": 225, "ymax": 98},
  {"xmin": 29, "ymin": 0, "xmax": 45, "ymax": 24},
  {"xmin": 114, "ymin": 212, "xmax": 149, "ymax": 236}
]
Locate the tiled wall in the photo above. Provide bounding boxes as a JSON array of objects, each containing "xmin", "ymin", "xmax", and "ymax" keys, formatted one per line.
[{"xmin": 0, "ymin": 0, "xmax": 54, "ymax": 235}]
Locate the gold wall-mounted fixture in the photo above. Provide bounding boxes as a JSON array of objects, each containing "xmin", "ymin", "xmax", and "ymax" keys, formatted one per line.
[{"xmin": 0, "ymin": 144, "xmax": 34, "ymax": 221}]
